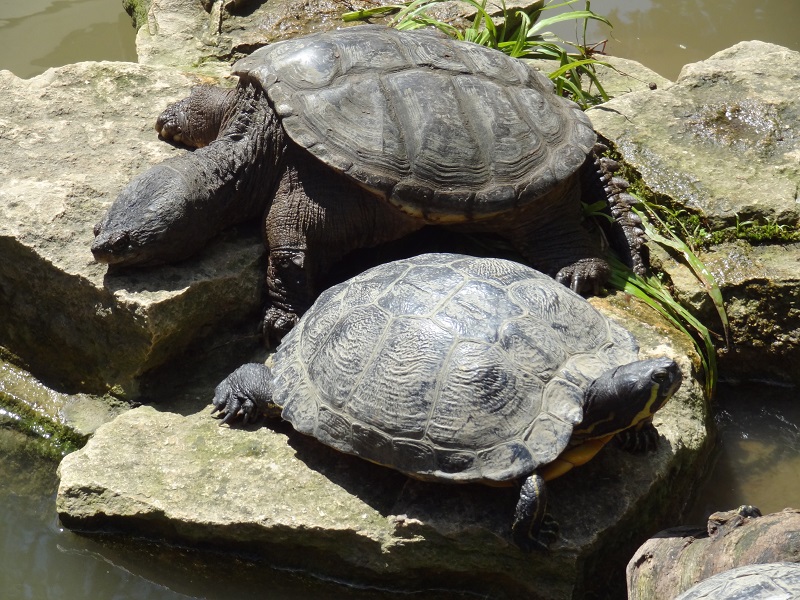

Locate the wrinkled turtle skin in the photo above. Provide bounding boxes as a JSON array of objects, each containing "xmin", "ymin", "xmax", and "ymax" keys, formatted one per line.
[
  {"xmin": 675, "ymin": 563, "xmax": 800, "ymax": 600},
  {"xmin": 92, "ymin": 25, "xmax": 646, "ymax": 345},
  {"xmin": 211, "ymin": 253, "xmax": 682, "ymax": 551}
]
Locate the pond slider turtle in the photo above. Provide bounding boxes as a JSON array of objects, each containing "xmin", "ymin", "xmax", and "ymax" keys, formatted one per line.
[
  {"xmin": 92, "ymin": 25, "xmax": 645, "ymax": 345},
  {"xmin": 211, "ymin": 253, "xmax": 681, "ymax": 551}
]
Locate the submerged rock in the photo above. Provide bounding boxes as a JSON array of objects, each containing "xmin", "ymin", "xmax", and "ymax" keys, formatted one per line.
[{"xmin": 57, "ymin": 291, "xmax": 709, "ymax": 599}]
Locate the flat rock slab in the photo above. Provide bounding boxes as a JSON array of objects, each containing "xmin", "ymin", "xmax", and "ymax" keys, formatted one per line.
[
  {"xmin": 134, "ymin": 0, "xmax": 544, "ymax": 76},
  {"xmin": 0, "ymin": 62, "xmax": 263, "ymax": 396},
  {"xmin": 57, "ymin": 293, "xmax": 709, "ymax": 599}
]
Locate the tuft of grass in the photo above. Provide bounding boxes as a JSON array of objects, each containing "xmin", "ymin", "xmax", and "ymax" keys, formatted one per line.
[
  {"xmin": 605, "ymin": 195, "xmax": 731, "ymax": 400},
  {"xmin": 343, "ymin": 0, "xmax": 612, "ymax": 107},
  {"xmin": 608, "ymin": 256, "xmax": 719, "ymax": 400}
]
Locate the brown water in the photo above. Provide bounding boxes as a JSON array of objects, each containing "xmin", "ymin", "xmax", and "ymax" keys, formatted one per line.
[
  {"xmin": 687, "ymin": 383, "xmax": 800, "ymax": 523},
  {"xmin": 1, "ymin": 1, "xmax": 799, "ymax": 81},
  {"xmin": 0, "ymin": 424, "xmax": 474, "ymax": 599},
  {"xmin": 572, "ymin": 0, "xmax": 800, "ymax": 79},
  {"xmin": 0, "ymin": 0, "xmax": 137, "ymax": 79}
]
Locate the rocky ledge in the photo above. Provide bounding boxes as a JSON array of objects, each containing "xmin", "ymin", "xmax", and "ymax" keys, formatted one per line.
[
  {"xmin": 588, "ymin": 40, "xmax": 800, "ymax": 384},
  {"xmin": 0, "ymin": 62, "xmax": 262, "ymax": 397},
  {"xmin": 56, "ymin": 291, "xmax": 707, "ymax": 599}
]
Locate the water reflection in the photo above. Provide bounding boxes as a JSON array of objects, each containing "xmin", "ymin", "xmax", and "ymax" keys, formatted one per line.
[
  {"xmin": 555, "ymin": 0, "xmax": 800, "ymax": 79},
  {"xmin": 687, "ymin": 382, "xmax": 800, "ymax": 524},
  {"xmin": 0, "ymin": 425, "xmax": 475, "ymax": 599},
  {"xmin": 0, "ymin": 0, "xmax": 137, "ymax": 79}
]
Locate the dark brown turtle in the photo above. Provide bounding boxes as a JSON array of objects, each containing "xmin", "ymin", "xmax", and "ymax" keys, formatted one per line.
[{"xmin": 92, "ymin": 26, "xmax": 645, "ymax": 344}]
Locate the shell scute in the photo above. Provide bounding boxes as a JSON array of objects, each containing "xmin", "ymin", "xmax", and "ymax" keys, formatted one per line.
[
  {"xmin": 305, "ymin": 303, "xmax": 390, "ymax": 410},
  {"xmin": 345, "ymin": 316, "xmax": 455, "ymax": 438},
  {"xmin": 376, "ymin": 264, "xmax": 464, "ymax": 316},
  {"xmin": 235, "ymin": 26, "xmax": 596, "ymax": 218},
  {"xmin": 477, "ymin": 441, "xmax": 535, "ymax": 483},
  {"xmin": 427, "ymin": 341, "xmax": 535, "ymax": 453}
]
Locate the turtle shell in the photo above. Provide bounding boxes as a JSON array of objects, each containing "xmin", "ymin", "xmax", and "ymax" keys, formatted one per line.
[
  {"xmin": 232, "ymin": 26, "xmax": 596, "ymax": 223},
  {"xmin": 271, "ymin": 253, "xmax": 639, "ymax": 484}
]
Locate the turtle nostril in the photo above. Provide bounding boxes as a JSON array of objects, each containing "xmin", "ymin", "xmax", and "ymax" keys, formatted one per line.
[{"xmin": 93, "ymin": 222, "xmax": 101, "ymax": 237}]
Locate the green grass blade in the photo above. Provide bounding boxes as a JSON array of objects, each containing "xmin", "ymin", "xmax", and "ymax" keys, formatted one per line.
[
  {"xmin": 635, "ymin": 203, "xmax": 731, "ymax": 349},
  {"xmin": 608, "ymin": 257, "xmax": 718, "ymax": 398},
  {"xmin": 528, "ymin": 10, "xmax": 611, "ymax": 35}
]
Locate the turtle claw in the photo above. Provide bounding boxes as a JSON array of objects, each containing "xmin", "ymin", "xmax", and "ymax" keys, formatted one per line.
[
  {"xmin": 615, "ymin": 419, "xmax": 660, "ymax": 453},
  {"xmin": 261, "ymin": 306, "xmax": 299, "ymax": 349},
  {"xmin": 556, "ymin": 258, "xmax": 610, "ymax": 297},
  {"xmin": 211, "ymin": 364, "xmax": 273, "ymax": 425},
  {"xmin": 211, "ymin": 364, "xmax": 269, "ymax": 426}
]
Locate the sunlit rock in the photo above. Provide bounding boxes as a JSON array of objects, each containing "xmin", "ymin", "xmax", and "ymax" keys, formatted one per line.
[
  {"xmin": 0, "ymin": 62, "xmax": 263, "ymax": 397},
  {"xmin": 588, "ymin": 41, "xmax": 800, "ymax": 384}
]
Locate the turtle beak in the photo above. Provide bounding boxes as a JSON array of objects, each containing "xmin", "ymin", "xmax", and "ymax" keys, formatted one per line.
[{"xmin": 91, "ymin": 228, "xmax": 131, "ymax": 264}]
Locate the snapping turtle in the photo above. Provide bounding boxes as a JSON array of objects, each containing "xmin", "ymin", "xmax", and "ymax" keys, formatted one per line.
[
  {"xmin": 91, "ymin": 25, "xmax": 645, "ymax": 344},
  {"xmin": 211, "ymin": 253, "xmax": 681, "ymax": 551}
]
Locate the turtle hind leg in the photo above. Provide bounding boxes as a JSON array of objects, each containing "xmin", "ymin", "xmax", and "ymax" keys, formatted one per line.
[
  {"xmin": 505, "ymin": 190, "xmax": 611, "ymax": 296},
  {"xmin": 512, "ymin": 473, "xmax": 558, "ymax": 552},
  {"xmin": 583, "ymin": 144, "xmax": 649, "ymax": 277}
]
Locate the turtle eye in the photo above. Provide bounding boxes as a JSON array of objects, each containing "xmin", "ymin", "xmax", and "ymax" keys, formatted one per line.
[
  {"xmin": 652, "ymin": 368, "xmax": 668, "ymax": 383},
  {"xmin": 109, "ymin": 231, "xmax": 131, "ymax": 252}
]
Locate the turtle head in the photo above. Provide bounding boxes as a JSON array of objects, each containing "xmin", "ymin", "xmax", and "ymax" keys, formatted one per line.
[
  {"xmin": 575, "ymin": 357, "xmax": 682, "ymax": 440},
  {"xmin": 92, "ymin": 162, "xmax": 212, "ymax": 267}
]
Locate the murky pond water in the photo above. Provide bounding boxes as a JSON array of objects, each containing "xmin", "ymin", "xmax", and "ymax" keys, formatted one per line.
[
  {"xmin": 1, "ymin": 0, "xmax": 799, "ymax": 597},
  {"xmin": 687, "ymin": 382, "xmax": 800, "ymax": 524},
  {"xmin": 575, "ymin": 0, "xmax": 800, "ymax": 79},
  {"xmin": 0, "ymin": 0, "xmax": 137, "ymax": 79},
  {"xmin": 0, "ymin": 424, "xmax": 472, "ymax": 599}
]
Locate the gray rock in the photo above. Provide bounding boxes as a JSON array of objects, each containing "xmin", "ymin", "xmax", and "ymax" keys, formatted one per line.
[
  {"xmin": 627, "ymin": 508, "xmax": 800, "ymax": 600},
  {"xmin": 56, "ymin": 291, "xmax": 709, "ymax": 599},
  {"xmin": 132, "ymin": 0, "xmax": 546, "ymax": 77},
  {"xmin": 0, "ymin": 62, "xmax": 263, "ymax": 397},
  {"xmin": 588, "ymin": 41, "xmax": 800, "ymax": 228},
  {"xmin": 588, "ymin": 41, "xmax": 800, "ymax": 383}
]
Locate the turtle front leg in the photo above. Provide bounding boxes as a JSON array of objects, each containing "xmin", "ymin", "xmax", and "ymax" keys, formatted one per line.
[
  {"xmin": 512, "ymin": 473, "xmax": 559, "ymax": 552},
  {"xmin": 262, "ymin": 150, "xmax": 423, "ymax": 346},
  {"xmin": 614, "ymin": 417, "xmax": 660, "ymax": 453},
  {"xmin": 211, "ymin": 363, "xmax": 278, "ymax": 425}
]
